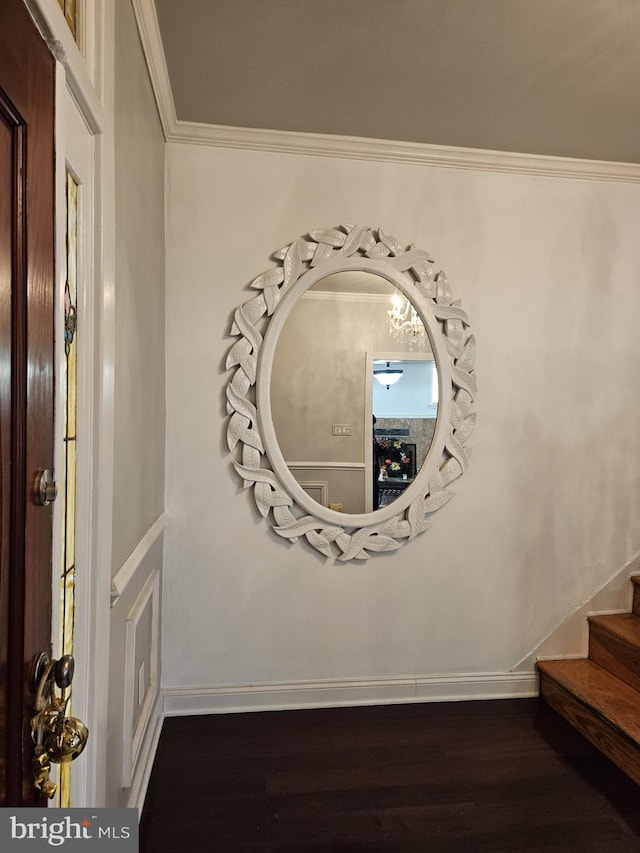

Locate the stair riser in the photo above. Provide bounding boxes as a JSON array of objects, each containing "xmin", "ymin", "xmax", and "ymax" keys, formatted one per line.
[
  {"xmin": 539, "ymin": 672, "xmax": 640, "ymax": 786},
  {"xmin": 633, "ymin": 583, "xmax": 640, "ymax": 617},
  {"xmin": 589, "ymin": 625, "xmax": 640, "ymax": 694}
]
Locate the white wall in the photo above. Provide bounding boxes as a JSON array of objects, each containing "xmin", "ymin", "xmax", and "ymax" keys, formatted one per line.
[
  {"xmin": 163, "ymin": 141, "xmax": 640, "ymax": 709},
  {"xmin": 107, "ymin": 0, "xmax": 166, "ymax": 807},
  {"xmin": 112, "ymin": 0, "xmax": 166, "ymax": 575}
]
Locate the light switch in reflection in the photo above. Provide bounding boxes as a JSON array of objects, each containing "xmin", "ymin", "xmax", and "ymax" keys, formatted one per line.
[{"xmin": 332, "ymin": 424, "xmax": 352, "ymax": 436}]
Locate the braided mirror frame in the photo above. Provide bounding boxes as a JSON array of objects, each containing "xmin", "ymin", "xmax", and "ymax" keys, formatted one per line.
[{"xmin": 226, "ymin": 225, "xmax": 476, "ymax": 561}]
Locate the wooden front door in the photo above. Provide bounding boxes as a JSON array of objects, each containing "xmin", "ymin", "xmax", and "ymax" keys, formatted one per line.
[{"xmin": 0, "ymin": 0, "xmax": 56, "ymax": 806}]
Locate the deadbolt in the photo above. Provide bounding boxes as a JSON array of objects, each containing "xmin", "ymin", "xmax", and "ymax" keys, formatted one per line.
[{"xmin": 34, "ymin": 469, "xmax": 58, "ymax": 506}]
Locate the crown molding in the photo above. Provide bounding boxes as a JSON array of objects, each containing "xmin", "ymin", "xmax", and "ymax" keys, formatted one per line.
[
  {"xmin": 168, "ymin": 121, "xmax": 640, "ymax": 183},
  {"xmin": 131, "ymin": 0, "xmax": 176, "ymax": 138},
  {"xmin": 133, "ymin": 0, "xmax": 640, "ymax": 183}
]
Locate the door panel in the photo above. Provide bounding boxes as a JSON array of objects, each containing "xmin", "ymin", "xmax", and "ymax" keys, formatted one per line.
[
  {"xmin": 0, "ymin": 84, "xmax": 12, "ymax": 801},
  {"xmin": 0, "ymin": 0, "xmax": 55, "ymax": 806}
]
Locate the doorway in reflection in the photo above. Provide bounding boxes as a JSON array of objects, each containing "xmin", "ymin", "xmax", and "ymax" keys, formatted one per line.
[{"xmin": 372, "ymin": 357, "xmax": 438, "ymax": 509}]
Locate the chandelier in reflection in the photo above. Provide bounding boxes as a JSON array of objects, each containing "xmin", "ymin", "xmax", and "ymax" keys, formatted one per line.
[{"xmin": 387, "ymin": 291, "xmax": 426, "ymax": 346}]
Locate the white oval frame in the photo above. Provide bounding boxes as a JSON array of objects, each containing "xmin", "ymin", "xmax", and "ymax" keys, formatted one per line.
[{"xmin": 226, "ymin": 225, "xmax": 476, "ymax": 561}]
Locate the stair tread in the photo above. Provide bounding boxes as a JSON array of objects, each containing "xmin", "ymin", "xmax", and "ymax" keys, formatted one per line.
[
  {"xmin": 537, "ymin": 658, "xmax": 640, "ymax": 744},
  {"xmin": 589, "ymin": 612, "xmax": 640, "ymax": 646}
]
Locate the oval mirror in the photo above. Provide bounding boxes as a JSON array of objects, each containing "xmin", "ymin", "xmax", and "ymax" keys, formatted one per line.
[
  {"xmin": 269, "ymin": 272, "xmax": 440, "ymax": 514},
  {"xmin": 226, "ymin": 225, "xmax": 476, "ymax": 561}
]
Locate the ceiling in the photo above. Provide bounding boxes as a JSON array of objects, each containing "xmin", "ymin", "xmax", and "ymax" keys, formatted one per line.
[{"xmin": 153, "ymin": 0, "xmax": 640, "ymax": 164}]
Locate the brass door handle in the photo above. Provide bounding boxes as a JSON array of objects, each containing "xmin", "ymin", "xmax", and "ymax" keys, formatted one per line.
[{"xmin": 31, "ymin": 654, "xmax": 89, "ymax": 799}]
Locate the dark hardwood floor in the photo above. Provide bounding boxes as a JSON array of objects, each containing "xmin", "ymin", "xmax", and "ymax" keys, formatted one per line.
[{"xmin": 140, "ymin": 698, "xmax": 640, "ymax": 852}]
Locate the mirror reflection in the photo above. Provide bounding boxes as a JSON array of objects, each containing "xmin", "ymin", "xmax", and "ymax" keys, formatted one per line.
[
  {"xmin": 270, "ymin": 272, "xmax": 439, "ymax": 514},
  {"xmin": 373, "ymin": 358, "xmax": 438, "ymax": 509}
]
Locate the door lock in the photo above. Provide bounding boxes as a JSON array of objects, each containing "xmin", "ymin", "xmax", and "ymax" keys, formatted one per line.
[
  {"xmin": 31, "ymin": 654, "xmax": 89, "ymax": 799},
  {"xmin": 34, "ymin": 469, "xmax": 58, "ymax": 506}
]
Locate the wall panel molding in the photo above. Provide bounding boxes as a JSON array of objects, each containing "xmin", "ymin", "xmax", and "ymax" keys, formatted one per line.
[
  {"xmin": 126, "ymin": 694, "xmax": 163, "ymax": 813},
  {"xmin": 111, "ymin": 512, "xmax": 169, "ymax": 606},
  {"xmin": 297, "ymin": 481, "xmax": 328, "ymax": 507},
  {"xmin": 122, "ymin": 569, "xmax": 160, "ymax": 787},
  {"xmin": 163, "ymin": 672, "xmax": 538, "ymax": 717}
]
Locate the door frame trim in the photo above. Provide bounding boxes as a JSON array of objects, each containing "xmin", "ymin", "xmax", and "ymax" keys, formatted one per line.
[
  {"xmin": 25, "ymin": 0, "xmax": 116, "ymax": 808},
  {"xmin": 24, "ymin": 0, "xmax": 103, "ymax": 133}
]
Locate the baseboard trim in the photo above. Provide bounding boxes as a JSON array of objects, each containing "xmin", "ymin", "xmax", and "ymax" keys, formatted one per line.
[{"xmin": 163, "ymin": 672, "xmax": 538, "ymax": 717}]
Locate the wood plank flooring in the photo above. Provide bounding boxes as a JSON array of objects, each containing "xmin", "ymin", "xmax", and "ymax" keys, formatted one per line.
[{"xmin": 140, "ymin": 699, "xmax": 640, "ymax": 852}]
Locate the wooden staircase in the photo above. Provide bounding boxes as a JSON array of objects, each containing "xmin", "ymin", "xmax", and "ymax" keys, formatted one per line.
[{"xmin": 537, "ymin": 575, "xmax": 640, "ymax": 785}]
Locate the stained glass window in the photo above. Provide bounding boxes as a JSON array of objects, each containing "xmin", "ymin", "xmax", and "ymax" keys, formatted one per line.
[
  {"xmin": 57, "ymin": 0, "xmax": 77, "ymax": 39},
  {"xmin": 57, "ymin": 172, "xmax": 78, "ymax": 807}
]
